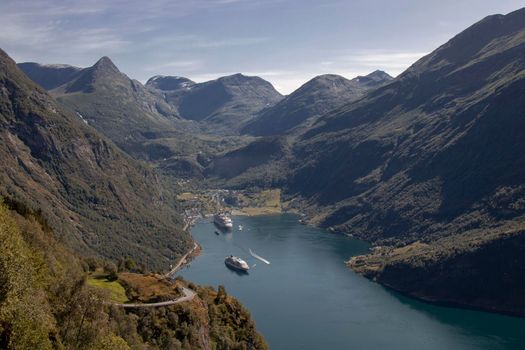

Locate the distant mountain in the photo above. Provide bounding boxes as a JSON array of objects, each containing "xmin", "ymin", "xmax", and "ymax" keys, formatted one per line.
[
  {"xmin": 19, "ymin": 57, "xmax": 254, "ymax": 178},
  {"xmin": 146, "ymin": 75, "xmax": 195, "ymax": 91},
  {"xmin": 242, "ymin": 71, "xmax": 392, "ymax": 136},
  {"xmin": 43, "ymin": 56, "xmax": 185, "ymax": 159},
  {"xmin": 0, "ymin": 48, "xmax": 191, "ymax": 270},
  {"xmin": 17, "ymin": 61, "xmax": 82, "ymax": 90},
  {"xmin": 353, "ymin": 70, "xmax": 394, "ymax": 88},
  {"xmin": 147, "ymin": 73, "xmax": 283, "ymax": 132}
]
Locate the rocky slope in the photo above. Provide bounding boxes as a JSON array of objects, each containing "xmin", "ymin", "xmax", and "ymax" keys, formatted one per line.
[
  {"xmin": 0, "ymin": 48, "xmax": 191, "ymax": 271},
  {"xmin": 48, "ymin": 57, "xmax": 186, "ymax": 158},
  {"xmin": 288, "ymin": 7, "xmax": 525, "ymax": 241},
  {"xmin": 147, "ymin": 73, "xmax": 283, "ymax": 132},
  {"xmin": 242, "ymin": 71, "xmax": 392, "ymax": 136}
]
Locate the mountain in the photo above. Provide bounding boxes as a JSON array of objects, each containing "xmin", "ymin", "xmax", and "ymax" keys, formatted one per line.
[
  {"xmin": 291, "ymin": 7, "xmax": 525, "ymax": 233},
  {"xmin": 286, "ymin": 8, "xmax": 525, "ymax": 313},
  {"xmin": 147, "ymin": 73, "xmax": 283, "ymax": 132},
  {"xmin": 0, "ymin": 48, "xmax": 192, "ymax": 270},
  {"xmin": 47, "ymin": 57, "xmax": 186, "ymax": 158},
  {"xmin": 207, "ymin": 8, "xmax": 525, "ymax": 315},
  {"xmin": 242, "ymin": 71, "xmax": 392, "ymax": 136},
  {"xmin": 17, "ymin": 62, "xmax": 82, "ymax": 90},
  {"xmin": 205, "ymin": 136, "xmax": 291, "ymax": 187},
  {"xmin": 146, "ymin": 75, "xmax": 196, "ymax": 91},
  {"xmin": 19, "ymin": 57, "xmax": 256, "ymax": 180}
]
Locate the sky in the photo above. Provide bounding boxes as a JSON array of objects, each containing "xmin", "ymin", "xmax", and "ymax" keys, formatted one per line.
[{"xmin": 1, "ymin": 0, "xmax": 524, "ymax": 94}]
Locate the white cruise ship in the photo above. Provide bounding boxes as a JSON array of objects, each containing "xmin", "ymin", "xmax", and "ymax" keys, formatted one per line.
[
  {"xmin": 224, "ymin": 255, "xmax": 250, "ymax": 272},
  {"xmin": 214, "ymin": 213, "xmax": 233, "ymax": 229}
]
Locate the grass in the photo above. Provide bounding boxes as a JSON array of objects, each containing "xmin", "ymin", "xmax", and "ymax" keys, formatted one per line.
[
  {"xmin": 86, "ymin": 277, "xmax": 129, "ymax": 303},
  {"xmin": 177, "ymin": 192, "xmax": 198, "ymax": 201},
  {"xmin": 118, "ymin": 273, "xmax": 181, "ymax": 303},
  {"xmin": 232, "ymin": 207, "xmax": 281, "ymax": 216},
  {"xmin": 233, "ymin": 189, "xmax": 282, "ymax": 216}
]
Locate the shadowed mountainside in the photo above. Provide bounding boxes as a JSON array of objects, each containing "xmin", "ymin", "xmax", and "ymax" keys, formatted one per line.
[
  {"xmin": 1, "ymin": 49, "xmax": 192, "ymax": 271},
  {"xmin": 17, "ymin": 62, "xmax": 82, "ymax": 90},
  {"xmin": 205, "ymin": 7, "xmax": 525, "ymax": 315},
  {"xmin": 287, "ymin": 7, "xmax": 525, "ymax": 314},
  {"xmin": 289, "ymin": 7, "xmax": 525, "ymax": 239}
]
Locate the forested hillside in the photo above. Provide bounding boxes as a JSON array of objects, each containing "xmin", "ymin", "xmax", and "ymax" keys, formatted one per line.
[{"xmin": 0, "ymin": 200, "xmax": 267, "ymax": 349}]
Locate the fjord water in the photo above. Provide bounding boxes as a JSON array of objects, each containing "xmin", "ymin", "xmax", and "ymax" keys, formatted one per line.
[{"xmin": 181, "ymin": 214, "xmax": 525, "ymax": 350}]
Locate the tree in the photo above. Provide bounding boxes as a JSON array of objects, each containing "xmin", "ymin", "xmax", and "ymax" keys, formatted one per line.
[{"xmin": 104, "ymin": 262, "xmax": 118, "ymax": 281}]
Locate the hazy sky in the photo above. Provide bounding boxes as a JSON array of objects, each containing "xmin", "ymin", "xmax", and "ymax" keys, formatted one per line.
[{"xmin": 1, "ymin": 0, "xmax": 524, "ymax": 93}]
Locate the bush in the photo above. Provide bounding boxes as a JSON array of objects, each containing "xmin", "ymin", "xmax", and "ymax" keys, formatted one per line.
[{"xmin": 104, "ymin": 262, "xmax": 118, "ymax": 281}]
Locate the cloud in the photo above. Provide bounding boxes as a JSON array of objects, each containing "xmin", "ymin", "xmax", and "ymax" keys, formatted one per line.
[
  {"xmin": 144, "ymin": 60, "xmax": 204, "ymax": 72},
  {"xmin": 188, "ymin": 37, "xmax": 269, "ymax": 49},
  {"xmin": 186, "ymin": 69, "xmax": 367, "ymax": 95},
  {"xmin": 338, "ymin": 50, "xmax": 429, "ymax": 73}
]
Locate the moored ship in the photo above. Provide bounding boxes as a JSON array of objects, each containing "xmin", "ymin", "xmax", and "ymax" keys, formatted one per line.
[
  {"xmin": 224, "ymin": 255, "xmax": 250, "ymax": 272},
  {"xmin": 214, "ymin": 213, "xmax": 233, "ymax": 229}
]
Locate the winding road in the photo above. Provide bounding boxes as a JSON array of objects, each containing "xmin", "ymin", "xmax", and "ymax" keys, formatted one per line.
[
  {"xmin": 111, "ymin": 242, "xmax": 199, "ymax": 308},
  {"xmin": 112, "ymin": 287, "xmax": 196, "ymax": 308},
  {"xmin": 165, "ymin": 242, "xmax": 198, "ymax": 278}
]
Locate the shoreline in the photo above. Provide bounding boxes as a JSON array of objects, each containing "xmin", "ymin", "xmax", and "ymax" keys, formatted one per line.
[
  {"xmin": 179, "ymin": 211, "xmax": 525, "ymax": 320},
  {"xmin": 375, "ymin": 280, "xmax": 525, "ymax": 319}
]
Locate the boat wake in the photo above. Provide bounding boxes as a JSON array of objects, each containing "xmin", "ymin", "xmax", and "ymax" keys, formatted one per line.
[{"xmin": 249, "ymin": 249, "xmax": 270, "ymax": 265}]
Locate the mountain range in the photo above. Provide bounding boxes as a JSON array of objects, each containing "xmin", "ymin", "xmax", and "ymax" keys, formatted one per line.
[
  {"xmin": 205, "ymin": 7, "xmax": 525, "ymax": 315},
  {"xmin": 146, "ymin": 72, "xmax": 283, "ymax": 132},
  {"xmin": 10, "ymin": 6, "xmax": 525, "ymax": 317},
  {"xmin": 242, "ymin": 70, "xmax": 392, "ymax": 136}
]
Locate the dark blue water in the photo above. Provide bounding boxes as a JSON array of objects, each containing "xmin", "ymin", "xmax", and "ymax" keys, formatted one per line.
[{"xmin": 181, "ymin": 214, "xmax": 525, "ymax": 350}]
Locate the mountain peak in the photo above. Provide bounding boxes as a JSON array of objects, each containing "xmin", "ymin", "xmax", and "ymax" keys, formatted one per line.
[
  {"xmin": 145, "ymin": 75, "xmax": 195, "ymax": 91},
  {"xmin": 93, "ymin": 56, "xmax": 119, "ymax": 73},
  {"xmin": 218, "ymin": 73, "xmax": 251, "ymax": 83},
  {"xmin": 309, "ymin": 74, "xmax": 349, "ymax": 83},
  {"xmin": 55, "ymin": 56, "xmax": 122, "ymax": 94},
  {"xmin": 351, "ymin": 70, "xmax": 393, "ymax": 88},
  {"xmin": 366, "ymin": 70, "xmax": 393, "ymax": 81}
]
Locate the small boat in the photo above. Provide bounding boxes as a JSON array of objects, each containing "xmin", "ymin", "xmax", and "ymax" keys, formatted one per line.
[
  {"xmin": 214, "ymin": 230, "xmax": 220, "ymax": 235},
  {"xmin": 224, "ymin": 255, "xmax": 250, "ymax": 272},
  {"xmin": 238, "ymin": 225, "xmax": 243, "ymax": 231}
]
